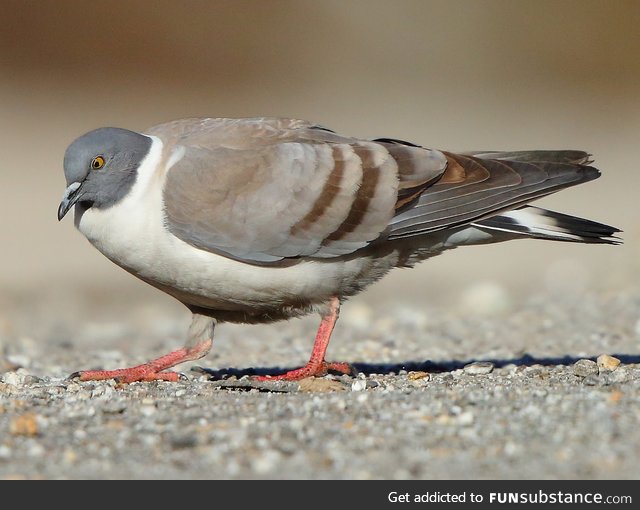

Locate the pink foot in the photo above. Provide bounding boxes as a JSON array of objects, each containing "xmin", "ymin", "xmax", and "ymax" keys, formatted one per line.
[
  {"xmin": 255, "ymin": 361, "xmax": 354, "ymax": 381},
  {"xmin": 69, "ymin": 339, "xmax": 213, "ymax": 384}
]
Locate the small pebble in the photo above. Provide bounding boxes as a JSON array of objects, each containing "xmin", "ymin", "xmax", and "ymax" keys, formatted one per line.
[
  {"xmin": 582, "ymin": 374, "xmax": 600, "ymax": 386},
  {"xmin": 1, "ymin": 372, "xmax": 22, "ymax": 386},
  {"xmin": 65, "ymin": 382, "xmax": 81, "ymax": 393},
  {"xmin": 140, "ymin": 405, "xmax": 156, "ymax": 417},
  {"xmin": 407, "ymin": 371, "xmax": 430, "ymax": 381},
  {"xmin": 27, "ymin": 443, "xmax": 45, "ymax": 458},
  {"xmin": 0, "ymin": 445, "xmax": 12, "ymax": 460},
  {"xmin": 351, "ymin": 374, "xmax": 367, "ymax": 392},
  {"xmin": 456, "ymin": 411, "xmax": 474, "ymax": 426},
  {"xmin": 608, "ymin": 390, "xmax": 623, "ymax": 404},
  {"xmin": 597, "ymin": 354, "xmax": 620, "ymax": 372},
  {"xmin": 573, "ymin": 359, "xmax": 598, "ymax": 377},
  {"xmin": 63, "ymin": 449, "xmax": 78, "ymax": 464},
  {"xmin": 504, "ymin": 441, "xmax": 521, "ymax": 457},
  {"xmin": 10, "ymin": 413, "xmax": 39, "ymax": 437},
  {"xmin": 603, "ymin": 368, "xmax": 629, "ymax": 384},
  {"xmin": 524, "ymin": 364, "xmax": 549, "ymax": 376},
  {"xmin": 251, "ymin": 449, "xmax": 282, "ymax": 474},
  {"xmin": 463, "ymin": 361, "xmax": 494, "ymax": 375}
]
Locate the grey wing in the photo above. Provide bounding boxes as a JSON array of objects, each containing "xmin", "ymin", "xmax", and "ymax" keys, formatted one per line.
[
  {"xmin": 388, "ymin": 150, "xmax": 601, "ymax": 239},
  {"xmin": 159, "ymin": 119, "xmax": 448, "ymax": 262}
]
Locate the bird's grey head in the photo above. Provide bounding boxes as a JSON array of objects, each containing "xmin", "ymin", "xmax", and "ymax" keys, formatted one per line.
[{"xmin": 58, "ymin": 127, "xmax": 152, "ymax": 221}]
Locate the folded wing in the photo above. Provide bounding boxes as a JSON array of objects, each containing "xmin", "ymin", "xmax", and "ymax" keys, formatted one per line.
[
  {"xmin": 156, "ymin": 118, "xmax": 605, "ymax": 262},
  {"xmin": 158, "ymin": 118, "xmax": 447, "ymax": 262}
]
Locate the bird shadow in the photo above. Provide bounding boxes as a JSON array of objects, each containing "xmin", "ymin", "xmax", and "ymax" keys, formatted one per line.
[{"xmin": 193, "ymin": 353, "xmax": 640, "ymax": 379}]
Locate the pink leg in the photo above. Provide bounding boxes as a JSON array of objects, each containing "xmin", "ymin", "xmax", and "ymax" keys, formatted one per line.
[
  {"xmin": 72, "ymin": 338, "xmax": 213, "ymax": 384},
  {"xmin": 256, "ymin": 297, "xmax": 353, "ymax": 381}
]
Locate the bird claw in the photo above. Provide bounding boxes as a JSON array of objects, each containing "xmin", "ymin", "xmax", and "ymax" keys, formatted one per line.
[
  {"xmin": 66, "ymin": 368, "xmax": 182, "ymax": 384},
  {"xmin": 255, "ymin": 361, "xmax": 354, "ymax": 381}
]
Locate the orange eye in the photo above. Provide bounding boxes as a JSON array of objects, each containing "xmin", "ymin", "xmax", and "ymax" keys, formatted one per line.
[{"xmin": 91, "ymin": 156, "xmax": 105, "ymax": 170}]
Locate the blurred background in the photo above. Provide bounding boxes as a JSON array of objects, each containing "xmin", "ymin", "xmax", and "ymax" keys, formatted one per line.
[{"xmin": 1, "ymin": 0, "xmax": 638, "ymax": 317}]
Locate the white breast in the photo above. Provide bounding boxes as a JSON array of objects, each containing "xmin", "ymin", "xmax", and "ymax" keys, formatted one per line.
[{"xmin": 74, "ymin": 137, "xmax": 376, "ymax": 310}]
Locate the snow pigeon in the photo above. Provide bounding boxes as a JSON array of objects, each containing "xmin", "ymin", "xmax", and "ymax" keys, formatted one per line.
[{"xmin": 58, "ymin": 118, "xmax": 621, "ymax": 382}]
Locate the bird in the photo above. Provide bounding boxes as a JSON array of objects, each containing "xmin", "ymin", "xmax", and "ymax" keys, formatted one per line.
[{"xmin": 58, "ymin": 117, "xmax": 621, "ymax": 383}]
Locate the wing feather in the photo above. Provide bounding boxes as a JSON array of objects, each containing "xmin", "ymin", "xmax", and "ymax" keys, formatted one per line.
[{"xmin": 388, "ymin": 152, "xmax": 600, "ymax": 239}]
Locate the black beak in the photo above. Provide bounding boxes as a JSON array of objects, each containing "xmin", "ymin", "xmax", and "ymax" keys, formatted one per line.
[{"xmin": 58, "ymin": 182, "xmax": 83, "ymax": 221}]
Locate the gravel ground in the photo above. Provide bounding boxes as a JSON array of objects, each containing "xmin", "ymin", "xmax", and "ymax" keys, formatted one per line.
[{"xmin": 1, "ymin": 287, "xmax": 639, "ymax": 479}]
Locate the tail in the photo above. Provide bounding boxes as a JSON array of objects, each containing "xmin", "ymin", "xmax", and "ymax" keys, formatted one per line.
[{"xmin": 473, "ymin": 206, "xmax": 621, "ymax": 245}]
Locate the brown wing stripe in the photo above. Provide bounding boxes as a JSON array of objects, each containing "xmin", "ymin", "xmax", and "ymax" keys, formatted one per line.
[
  {"xmin": 290, "ymin": 146, "xmax": 346, "ymax": 236},
  {"xmin": 324, "ymin": 145, "xmax": 380, "ymax": 241}
]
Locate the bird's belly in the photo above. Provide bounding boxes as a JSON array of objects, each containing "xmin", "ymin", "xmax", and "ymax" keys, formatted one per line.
[{"xmin": 75, "ymin": 202, "xmax": 385, "ymax": 317}]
